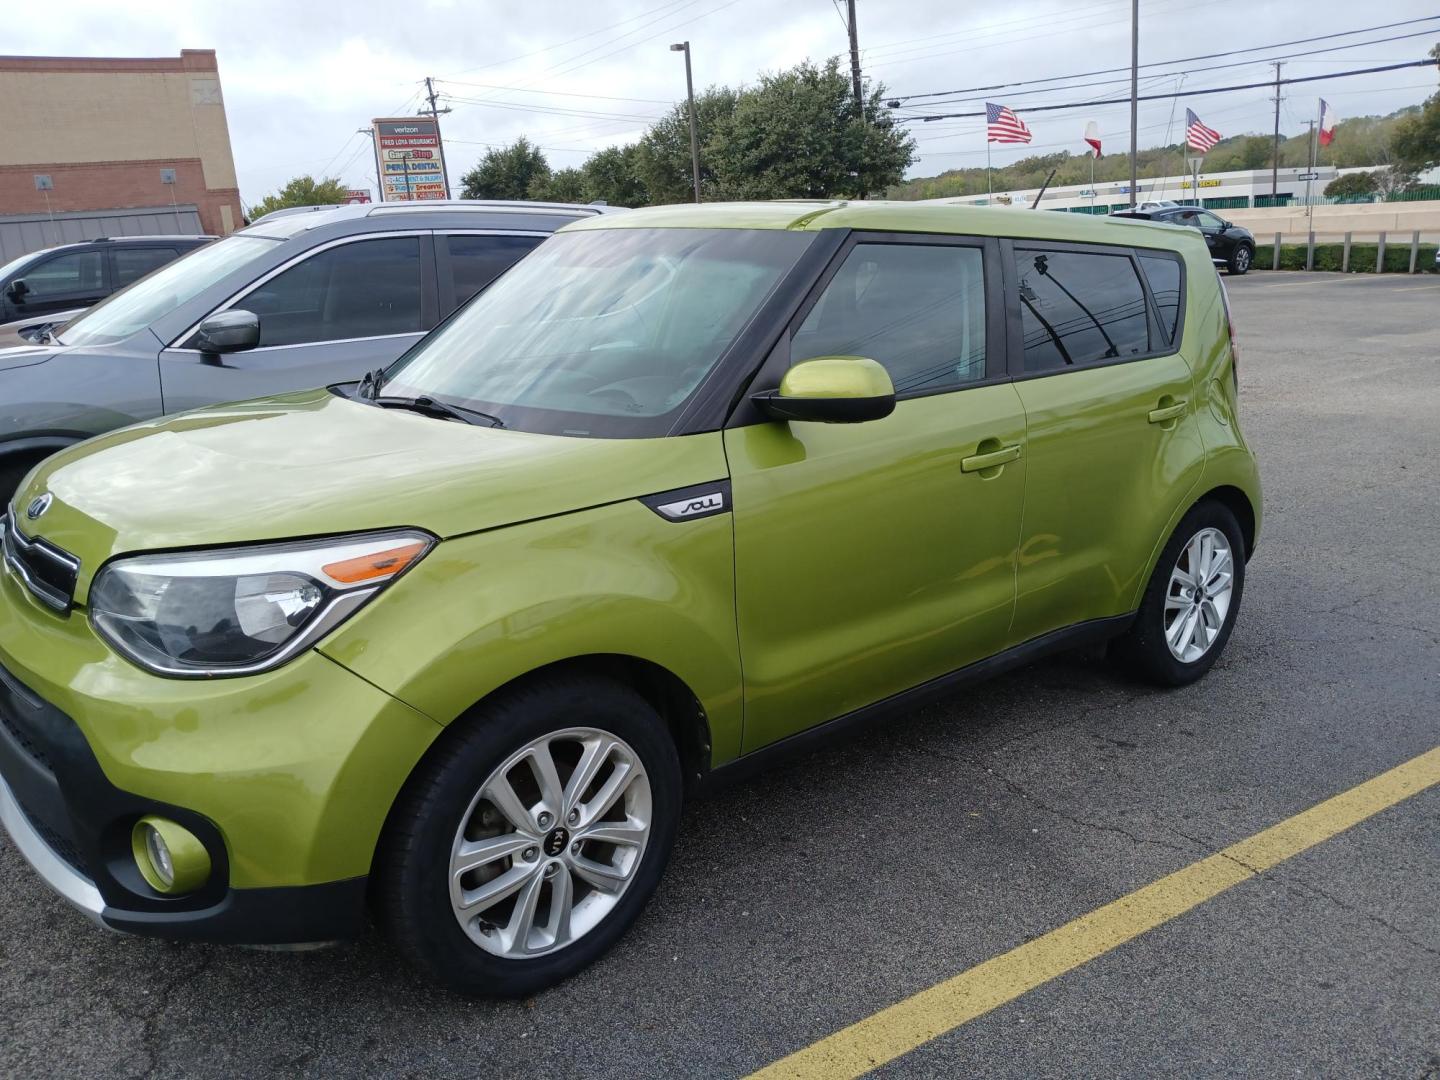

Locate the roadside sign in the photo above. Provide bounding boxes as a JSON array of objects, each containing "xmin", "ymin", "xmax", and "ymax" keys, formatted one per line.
[
  {"xmin": 371, "ymin": 118, "xmax": 445, "ymax": 201},
  {"xmin": 1297, "ymin": 172, "xmax": 1320, "ymax": 180},
  {"xmin": 342, "ymin": 189, "xmax": 371, "ymax": 204}
]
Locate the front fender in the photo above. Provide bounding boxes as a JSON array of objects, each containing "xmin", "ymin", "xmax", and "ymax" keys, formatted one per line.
[{"xmin": 318, "ymin": 497, "xmax": 744, "ymax": 765}]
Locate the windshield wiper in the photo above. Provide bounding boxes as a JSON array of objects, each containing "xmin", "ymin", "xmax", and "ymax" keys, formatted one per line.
[{"xmin": 374, "ymin": 395, "xmax": 505, "ymax": 428}]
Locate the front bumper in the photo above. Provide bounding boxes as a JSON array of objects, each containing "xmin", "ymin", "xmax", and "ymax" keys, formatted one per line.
[{"xmin": 0, "ymin": 563, "xmax": 442, "ymax": 944}]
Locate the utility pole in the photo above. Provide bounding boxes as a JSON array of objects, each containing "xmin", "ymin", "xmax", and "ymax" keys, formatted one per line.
[
  {"xmin": 1128, "ymin": 0, "xmax": 1139, "ymax": 208},
  {"xmin": 846, "ymin": 0, "xmax": 864, "ymax": 121},
  {"xmin": 669, "ymin": 42, "xmax": 702, "ymax": 203},
  {"xmin": 1270, "ymin": 62, "xmax": 1284, "ymax": 200},
  {"xmin": 423, "ymin": 76, "xmax": 453, "ymax": 199}
]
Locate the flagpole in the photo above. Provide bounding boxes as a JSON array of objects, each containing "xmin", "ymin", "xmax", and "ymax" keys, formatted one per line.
[
  {"xmin": 986, "ymin": 139, "xmax": 992, "ymax": 201},
  {"xmin": 1305, "ymin": 115, "xmax": 1317, "ymax": 219}
]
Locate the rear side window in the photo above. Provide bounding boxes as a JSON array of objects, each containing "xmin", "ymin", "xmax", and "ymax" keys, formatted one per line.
[
  {"xmin": 112, "ymin": 247, "xmax": 178, "ymax": 288},
  {"xmin": 445, "ymin": 234, "xmax": 544, "ymax": 307},
  {"xmin": 239, "ymin": 236, "xmax": 422, "ymax": 347},
  {"xmin": 1138, "ymin": 254, "xmax": 1182, "ymax": 346},
  {"xmin": 794, "ymin": 242, "xmax": 987, "ymax": 395},
  {"xmin": 1014, "ymin": 249, "xmax": 1149, "ymax": 372}
]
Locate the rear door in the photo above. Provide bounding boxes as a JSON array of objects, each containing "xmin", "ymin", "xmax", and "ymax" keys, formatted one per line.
[
  {"xmin": 1005, "ymin": 241, "xmax": 1204, "ymax": 643},
  {"xmin": 157, "ymin": 233, "xmax": 438, "ymax": 413},
  {"xmin": 109, "ymin": 245, "xmax": 181, "ymax": 290},
  {"xmin": 727, "ymin": 233, "xmax": 1027, "ymax": 752},
  {"xmin": 436, "ymin": 231, "xmax": 548, "ymax": 314}
]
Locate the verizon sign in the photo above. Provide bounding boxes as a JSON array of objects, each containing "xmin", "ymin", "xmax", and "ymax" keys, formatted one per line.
[{"xmin": 371, "ymin": 117, "xmax": 446, "ymax": 201}]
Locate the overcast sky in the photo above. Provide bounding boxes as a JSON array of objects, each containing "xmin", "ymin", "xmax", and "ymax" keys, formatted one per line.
[{"xmin": 11, "ymin": 0, "xmax": 1440, "ymax": 203}]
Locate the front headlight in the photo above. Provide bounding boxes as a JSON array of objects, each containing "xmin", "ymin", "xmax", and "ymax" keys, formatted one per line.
[{"xmin": 88, "ymin": 530, "xmax": 434, "ymax": 677}]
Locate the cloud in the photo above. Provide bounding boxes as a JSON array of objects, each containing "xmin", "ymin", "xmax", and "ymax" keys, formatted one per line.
[{"xmin": 10, "ymin": 0, "xmax": 1438, "ymax": 202}]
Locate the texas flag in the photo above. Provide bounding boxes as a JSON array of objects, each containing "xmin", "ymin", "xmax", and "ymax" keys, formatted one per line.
[
  {"xmin": 1084, "ymin": 120, "xmax": 1101, "ymax": 158},
  {"xmin": 1319, "ymin": 99, "xmax": 1338, "ymax": 147}
]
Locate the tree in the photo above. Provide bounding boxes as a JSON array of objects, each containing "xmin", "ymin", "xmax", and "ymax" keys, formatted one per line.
[
  {"xmin": 1390, "ymin": 43, "xmax": 1440, "ymax": 172},
  {"xmin": 635, "ymin": 86, "xmax": 739, "ymax": 204},
  {"xmin": 582, "ymin": 144, "xmax": 649, "ymax": 207},
  {"xmin": 1374, "ymin": 164, "xmax": 1421, "ymax": 196},
  {"xmin": 460, "ymin": 138, "xmax": 550, "ymax": 200},
  {"xmin": 529, "ymin": 166, "xmax": 588, "ymax": 203},
  {"xmin": 248, "ymin": 175, "xmax": 349, "ymax": 220},
  {"xmin": 707, "ymin": 59, "xmax": 916, "ymax": 200},
  {"xmin": 1323, "ymin": 171, "xmax": 1378, "ymax": 198}
]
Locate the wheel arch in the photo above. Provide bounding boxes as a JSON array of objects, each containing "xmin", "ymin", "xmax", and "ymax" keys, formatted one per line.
[
  {"xmin": 399, "ymin": 653, "xmax": 713, "ymax": 799},
  {"xmin": 1199, "ymin": 484, "xmax": 1256, "ymax": 559}
]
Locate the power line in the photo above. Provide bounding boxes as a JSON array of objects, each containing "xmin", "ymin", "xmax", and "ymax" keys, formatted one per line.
[
  {"xmin": 893, "ymin": 58, "xmax": 1440, "ymax": 123},
  {"xmin": 433, "ymin": 79, "xmax": 671, "ymax": 104},
  {"xmin": 896, "ymin": 29, "xmax": 1440, "ymax": 110},
  {"xmin": 888, "ymin": 15, "xmax": 1440, "ymax": 102},
  {"xmin": 438, "ymin": 0, "xmax": 698, "ymax": 78}
]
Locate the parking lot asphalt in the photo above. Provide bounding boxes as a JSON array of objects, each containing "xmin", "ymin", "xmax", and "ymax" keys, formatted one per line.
[{"xmin": 2, "ymin": 270, "xmax": 1437, "ymax": 1080}]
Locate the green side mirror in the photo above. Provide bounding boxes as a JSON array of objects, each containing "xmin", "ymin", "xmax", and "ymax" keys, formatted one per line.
[{"xmin": 753, "ymin": 356, "xmax": 896, "ymax": 424}]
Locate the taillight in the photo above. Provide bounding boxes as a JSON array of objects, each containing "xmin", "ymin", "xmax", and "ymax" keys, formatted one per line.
[{"xmin": 1218, "ymin": 274, "xmax": 1239, "ymax": 389}]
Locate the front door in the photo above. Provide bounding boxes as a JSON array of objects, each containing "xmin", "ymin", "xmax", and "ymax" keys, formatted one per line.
[
  {"xmin": 8, "ymin": 249, "xmax": 109, "ymax": 320},
  {"xmin": 157, "ymin": 234, "xmax": 435, "ymax": 413},
  {"xmin": 1006, "ymin": 242, "xmax": 1206, "ymax": 644},
  {"xmin": 727, "ymin": 235, "xmax": 1026, "ymax": 753}
]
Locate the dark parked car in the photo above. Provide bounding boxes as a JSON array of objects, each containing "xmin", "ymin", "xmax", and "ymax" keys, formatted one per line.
[
  {"xmin": 0, "ymin": 236, "xmax": 213, "ymax": 327},
  {"xmin": 0, "ymin": 201, "xmax": 619, "ymax": 498},
  {"xmin": 1112, "ymin": 206, "xmax": 1255, "ymax": 275}
]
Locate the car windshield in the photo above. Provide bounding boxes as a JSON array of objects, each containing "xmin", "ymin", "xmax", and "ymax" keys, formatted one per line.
[
  {"xmin": 56, "ymin": 235, "xmax": 279, "ymax": 347},
  {"xmin": 383, "ymin": 227, "xmax": 813, "ymax": 438}
]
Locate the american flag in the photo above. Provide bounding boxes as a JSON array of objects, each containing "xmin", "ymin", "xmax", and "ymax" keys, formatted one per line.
[
  {"xmin": 987, "ymin": 102, "xmax": 1032, "ymax": 144},
  {"xmin": 1185, "ymin": 109, "xmax": 1221, "ymax": 153}
]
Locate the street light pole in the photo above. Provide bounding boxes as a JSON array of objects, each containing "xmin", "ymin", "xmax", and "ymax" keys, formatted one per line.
[{"xmin": 670, "ymin": 42, "xmax": 702, "ymax": 203}]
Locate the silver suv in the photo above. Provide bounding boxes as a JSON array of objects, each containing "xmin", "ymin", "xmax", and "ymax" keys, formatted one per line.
[{"xmin": 0, "ymin": 201, "xmax": 617, "ymax": 498}]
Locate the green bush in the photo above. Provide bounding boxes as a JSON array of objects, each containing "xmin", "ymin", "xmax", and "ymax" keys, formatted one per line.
[{"xmin": 1252, "ymin": 242, "xmax": 1438, "ymax": 273}]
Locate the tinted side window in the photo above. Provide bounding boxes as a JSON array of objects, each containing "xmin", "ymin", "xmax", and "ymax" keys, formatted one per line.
[
  {"xmin": 23, "ymin": 251, "xmax": 104, "ymax": 298},
  {"xmin": 113, "ymin": 247, "xmax": 178, "ymax": 288},
  {"xmin": 793, "ymin": 242, "xmax": 986, "ymax": 395},
  {"xmin": 240, "ymin": 237, "xmax": 422, "ymax": 347},
  {"xmin": 445, "ymin": 234, "xmax": 543, "ymax": 307},
  {"xmin": 1014, "ymin": 249, "xmax": 1150, "ymax": 371},
  {"xmin": 1138, "ymin": 254, "xmax": 1182, "ymax": 346}
]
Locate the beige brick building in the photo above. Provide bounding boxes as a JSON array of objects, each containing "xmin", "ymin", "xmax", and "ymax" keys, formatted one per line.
[{"xmin": 0, "ymin": 50, "xmax": 243, "ymax": 238}]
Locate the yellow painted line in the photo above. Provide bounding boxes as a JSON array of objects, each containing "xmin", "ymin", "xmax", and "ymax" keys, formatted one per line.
[{"xmin": 748, "ymin": 745, "xmax": 1440, "ymax": 1080}]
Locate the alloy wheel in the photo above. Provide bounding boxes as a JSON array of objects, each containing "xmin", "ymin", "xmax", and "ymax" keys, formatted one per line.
[
  {"xmin": 1164, "ymin": 526, "xmax": 1234, "ymax": 663},
  {"xmin": 1235, "ymin": 247, "xmax": 1251, "ymax": 272},
  {"xmin": 448, "ymin": 727, "xmax": 652, "ymax": 959}
]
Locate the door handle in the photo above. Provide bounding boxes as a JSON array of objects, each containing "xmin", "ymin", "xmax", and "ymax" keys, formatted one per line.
[
  {"xmin": 1148, "ymin": 400, "xmax": 1188, "ymax": 424},
  {"xmin": 960, "ymin": 443, "xmax": 1022, "ymax": 473}
]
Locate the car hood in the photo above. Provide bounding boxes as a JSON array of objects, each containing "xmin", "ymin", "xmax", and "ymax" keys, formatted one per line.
[{"xmin": 14, "ymin": 388, "xmax": 728, "ymax": 596}]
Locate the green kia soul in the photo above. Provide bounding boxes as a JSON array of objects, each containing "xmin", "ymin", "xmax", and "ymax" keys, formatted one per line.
[{"xmin": 0, "ymin": 201, "xmax": 1259, "ymax": 996}]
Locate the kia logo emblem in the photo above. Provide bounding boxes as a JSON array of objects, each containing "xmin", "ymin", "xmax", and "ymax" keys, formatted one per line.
[{"xmin": 25, "ymin": 493, "xmax": 52, "ymax": 521}]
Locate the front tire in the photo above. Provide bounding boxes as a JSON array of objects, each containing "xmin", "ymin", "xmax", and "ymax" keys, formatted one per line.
[
  {"xmin": 1227, "ymin": 245, "xmax": 1252, "ymax": 275},
  {"xmin": 1110, "ymin": 500, "xmax": 1246, "ymax": 686},
  {"xmin": 376, "ymin": 674, "xmax": 682, "ymax": 997}
]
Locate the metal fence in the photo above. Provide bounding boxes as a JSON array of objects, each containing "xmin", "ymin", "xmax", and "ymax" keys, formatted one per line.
[{"xmin": 1255, "ymin": 230, "xmax": 1440, "ymax": 273}]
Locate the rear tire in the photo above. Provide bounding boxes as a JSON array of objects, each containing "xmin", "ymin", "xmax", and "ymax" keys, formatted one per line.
[
  {"xmin": 1227, "ymin": 245, "xmax": 1252, "ymax": 275},
  {"xmin": 1110, "ymin": 500, "xmax": 1246, "ymax": 686},
  {"xmin": 376, "ymin": 673, "xmax": 682, "ymax": 997}
]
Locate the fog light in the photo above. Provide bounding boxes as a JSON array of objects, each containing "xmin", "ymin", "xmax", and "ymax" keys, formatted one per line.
[{"xmin": 132, "ymin": 816, "xmax": 211, "ymax": 895}]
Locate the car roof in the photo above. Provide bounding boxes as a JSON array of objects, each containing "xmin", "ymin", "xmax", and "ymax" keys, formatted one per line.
[
  {"xmin": 558, "ymin": 199, "xmax": 1199, "ymax": 253},
  {"xmin": 243, "ymin": 199, "xmax": 622, "ymax": 234}
]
